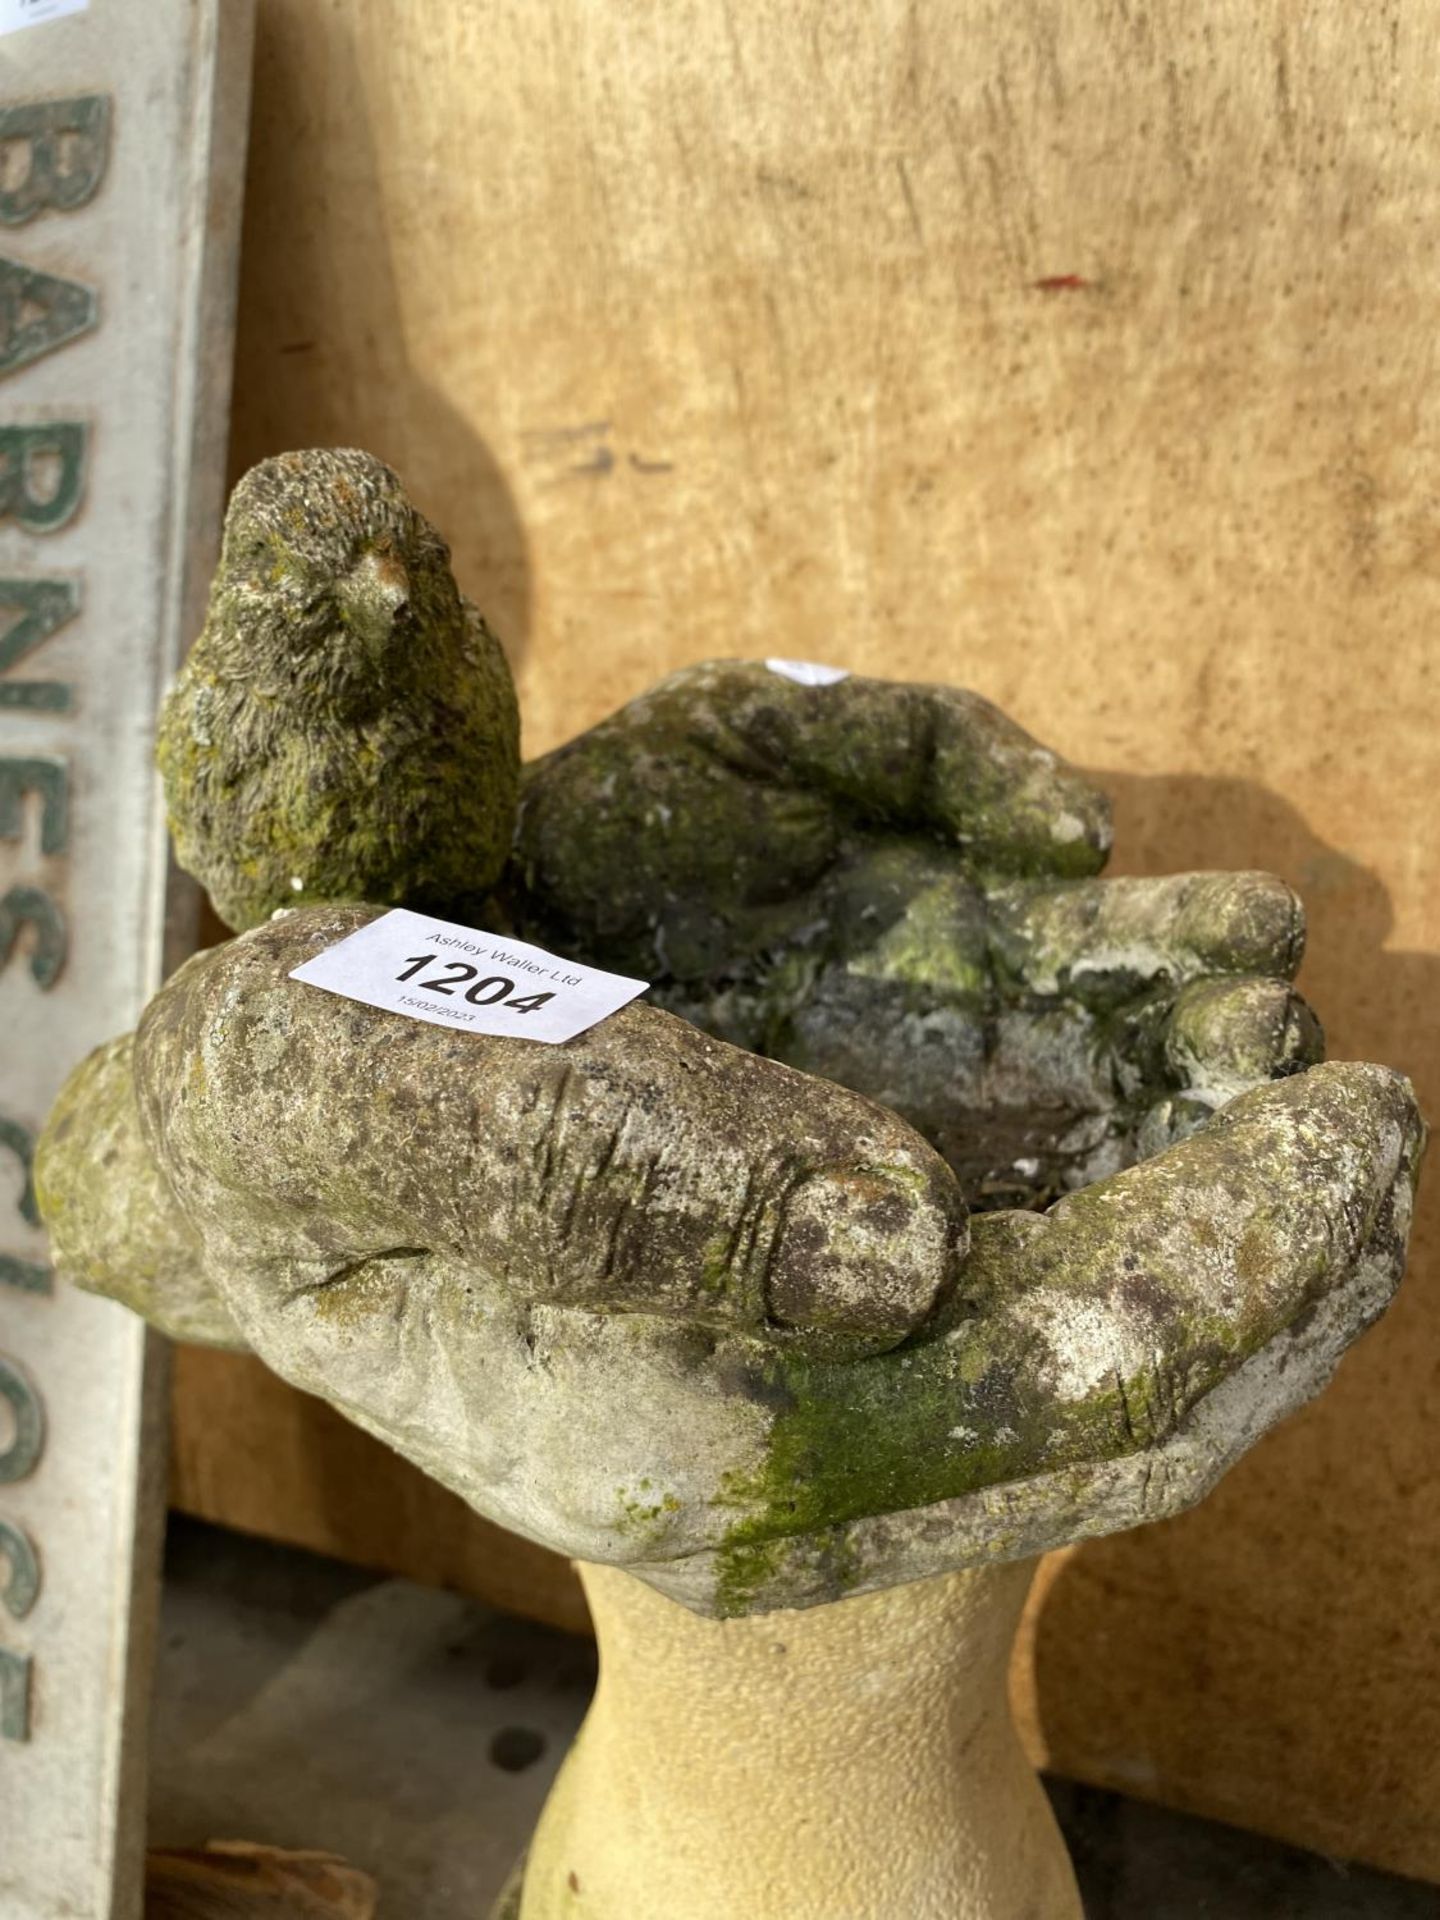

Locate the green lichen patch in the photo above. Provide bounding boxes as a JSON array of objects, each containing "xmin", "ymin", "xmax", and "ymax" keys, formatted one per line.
[
  {"xmin": 34, "ymin": 1031, "xmax": 244, "ymax": 1348},
  {"xmin": 159, "ymin": 450, "xmax": 519, "ymax": 931},
  {"xmin": 704, "ymin": 1062, "xmax": 1423, "ymax": 1613},
  {"xmin": 129, "ymin": 907, "xmax": 968, "ymax": 1360},
  {"xmin": 514, "ymin": 661, "xmax": 1110, "ymax": 982}
]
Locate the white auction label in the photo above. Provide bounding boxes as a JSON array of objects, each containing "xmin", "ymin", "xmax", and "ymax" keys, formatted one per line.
[
  {"xmin": 290, "ymin": 909, "xmax": 649, "ymax": 1044},
  {"xmin": 0, "ymin": 0, "xmax": 88, "ymax": 36},
  {"xmin": 765, "ymin": 657, "xmax": 851, "ymax": 687}
]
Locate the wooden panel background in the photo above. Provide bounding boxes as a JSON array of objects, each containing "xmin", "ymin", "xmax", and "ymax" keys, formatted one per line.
[{"xmin": 171, "ymin": 0, "xmax": 1440, "ymax": 1880}]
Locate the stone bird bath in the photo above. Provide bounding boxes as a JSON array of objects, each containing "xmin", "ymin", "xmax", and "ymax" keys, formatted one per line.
[{"xmin": 35, "ymin": 460, "xmax": 1424, "ymax": 1920}]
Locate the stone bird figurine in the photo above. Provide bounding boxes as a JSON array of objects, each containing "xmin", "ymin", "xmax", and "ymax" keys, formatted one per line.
[{"xmin": 157, "ymin": 448, "xmax": 519, "ymax": 931}]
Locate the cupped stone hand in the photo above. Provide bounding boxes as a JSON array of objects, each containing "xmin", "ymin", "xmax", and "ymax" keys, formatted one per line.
[
  {"xmin": 38, "ymin": 903, "xmax": 1420, "ymax": 1617},
  {"xmin": 513, "ymin": 660, "xmax": 1115, "ymax": 979},
  {"xmin": 37, "ymin": 633, "xmax": 1425, "ymax": 1920},
  {"xmin": 48, "ymin": 453, "xmax": 1426, "ymax": 1918},
  {"xmin": 514, "ymin": 662, "xmax": 1318, "ymax": 1206}
]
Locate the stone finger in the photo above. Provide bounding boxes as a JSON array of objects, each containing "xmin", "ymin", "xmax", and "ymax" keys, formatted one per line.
[
  {"xmin": 34, "ymin": 1031, "xmax": 247, "ymax": 1350},
  {"xmin": 515, "ymin": 662, "xmax": 1111, "ymax": 978},
  {"xmin": 131, "ymin": 906, "xmax": 967, "ymax": 1360},
  {"xmin": 1163, "ymin": 973, "xmax": 1323, "ymax": 1102},
  {"xmin": 651, "ymin": 1060, "xmax": 1423, "ymax": 1612},
  {"xmin": 989, "ymin": 870, "xmax": 1306, "ymax": 1007},
  {"xmin": 692, "ymin": 664, "xmax": 1114, "ymax": 879}
]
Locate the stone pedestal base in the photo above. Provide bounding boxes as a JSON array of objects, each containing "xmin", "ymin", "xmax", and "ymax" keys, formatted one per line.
[{"xmin": 500, "ymin": 1556, "xmax": 1081, "ymax": 1920}]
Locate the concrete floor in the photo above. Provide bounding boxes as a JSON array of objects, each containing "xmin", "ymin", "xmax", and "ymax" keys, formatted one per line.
[{"xmin": 149, "ymin": 1517, "xmax": 1440, "ymax": 1918}]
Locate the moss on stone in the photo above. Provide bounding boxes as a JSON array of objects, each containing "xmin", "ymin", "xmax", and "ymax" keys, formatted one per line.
[
  {"xmin": 126, "ymin": 906, "xmax": 969, "ymax": 1360},
  {"xmin": 159, "ymin": 450, "xmax": 520, "ymax": 931},
  {"xmin": 704, "ymin": 1062, "xmax": 1424, "ymax": 1613},
  {"xmin": 514, "ymin": 661, "xmax": 1110, "ymax": 982},
  {"xmin": 34, "ymin": 1032, "xmax": 244, "ymax": 1348},
  {"xmin": 31, "ymin": 634, "xmax": 1428, "ymax": 1616}
]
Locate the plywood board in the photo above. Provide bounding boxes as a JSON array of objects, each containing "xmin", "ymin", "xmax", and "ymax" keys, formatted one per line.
[
  {"xmin": 0, "ymin": 2, "xmax": 253, "ymax": 1915},
  {"xmin": 171, "ymin": 0, "xmax": 1440, "ymax": 1880}
]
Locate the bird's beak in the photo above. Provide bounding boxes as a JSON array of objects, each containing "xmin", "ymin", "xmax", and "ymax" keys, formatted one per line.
[{"xmin": 336, "ymin": 548, "xmax": 412, "ymax": 658}]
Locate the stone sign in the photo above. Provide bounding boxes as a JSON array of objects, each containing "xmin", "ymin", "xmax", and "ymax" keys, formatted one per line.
[{"xmin": 0, "ymin": 3, "xmax": 253, "ymax": 1915}]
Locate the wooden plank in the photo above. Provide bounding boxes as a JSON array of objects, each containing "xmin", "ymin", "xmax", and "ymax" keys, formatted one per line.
[
  {"xmin": 170, "ymin": 0, "xmax": 1440, "ymax": 1880},
  {"xmin": 0, "ymin": 2, "xmax": 253, "ymax": 1915}
]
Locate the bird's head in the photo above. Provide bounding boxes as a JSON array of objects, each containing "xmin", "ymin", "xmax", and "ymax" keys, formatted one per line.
[{"xmin": 214, "ymin": 448, "xmax": 461, "ymax": 693}]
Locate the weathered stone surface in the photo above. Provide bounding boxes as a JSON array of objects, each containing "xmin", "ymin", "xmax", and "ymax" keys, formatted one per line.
[
  {"xmin": 647, "ymin": 1060, "xmax": 1421, "ymax": 1613},
  {"xmin": 512, "ymin": 660, "xmax": 1113, "ymax": 983},
  {"xmin": 37, "ymin": 906, "xmax": 1423, "ymax": 1615},
  {"xmin": 517, "ymin": 1558, "xmax": 1081, "ymax": 1920},
  {"xmin": 513, "ymin": 670, "xmax": 1329, "ymax": 1211},
  {"xmin": 35, "ymin": 1033, "xmax": 243, "ymax": 1350},
  {"xmin": 35, "ymin": 634, "xmax": 1429, "ymax": 1619},
  {"xmin": 158, "ymin": 449, "xmax": 519, "ymax": 932},
  {"xmin": 131, "ymin": 907, "xmax": 965, "ymax": 1361}
]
